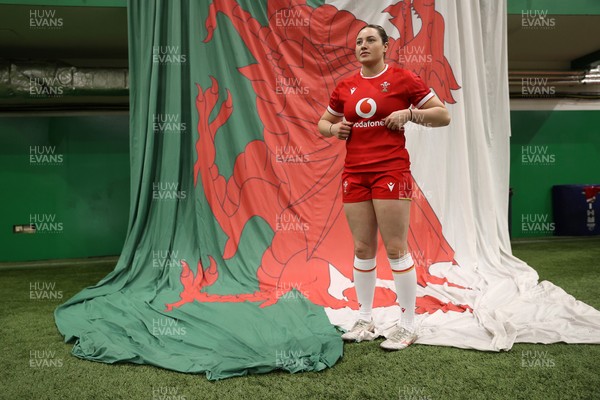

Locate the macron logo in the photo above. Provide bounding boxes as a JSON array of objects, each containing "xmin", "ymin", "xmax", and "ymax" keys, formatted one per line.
[
  {"xmin": 387, "ymin": 182, "xmax": 395, "ymax": 192},
  {"xmin": 350, "ymin": 87, "xmax": 356, "ymax": 95}
]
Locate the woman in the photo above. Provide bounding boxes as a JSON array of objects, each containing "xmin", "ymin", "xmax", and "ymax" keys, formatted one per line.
[{"xmin": 318, "ymin": 24, "xmax": 450, "ymax": 350}]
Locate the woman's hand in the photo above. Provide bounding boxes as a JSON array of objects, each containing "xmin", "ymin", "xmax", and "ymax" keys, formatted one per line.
[
  {"xmin": 384, "ymin": 109, "xmax": 411, "ymax": 131},
  {"xmin": 331, "ymin": 120, "xmax": 353, "ymax": 140}
]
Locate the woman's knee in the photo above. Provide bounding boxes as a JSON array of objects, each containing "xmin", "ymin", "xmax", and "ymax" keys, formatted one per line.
[
  {"xmin": 354, "ymin": 240, "xmax": 377, "ymax": 259},
  {"xmin": 384, "ymin": 242, "xmax": 408, "ymax": 259}
]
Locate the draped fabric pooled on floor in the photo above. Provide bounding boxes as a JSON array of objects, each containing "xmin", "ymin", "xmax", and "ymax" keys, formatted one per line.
[{"xmin": 55, "ymin": 0, "xmax": 600, "ymax": 380}]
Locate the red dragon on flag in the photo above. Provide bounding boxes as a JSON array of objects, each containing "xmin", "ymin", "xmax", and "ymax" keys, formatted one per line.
[{"xmin": 166, "ymin": 0, "xmax": 469, "ymax": 315}]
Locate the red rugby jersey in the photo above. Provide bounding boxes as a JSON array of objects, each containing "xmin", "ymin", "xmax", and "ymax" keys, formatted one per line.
[{"xmin": 327, "ymin": 65, "xmax": 433, "ymax": 172}]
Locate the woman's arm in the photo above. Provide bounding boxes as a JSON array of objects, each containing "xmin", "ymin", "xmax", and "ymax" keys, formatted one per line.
[
  {"xmin": 383, "ymin": 95, "xmax": 450, "ymax": 131},
  {"xmin": 411, "ymin": 96, "xmax": 451, "ymax": 127},
  {"xmin": 318, "ymin": 111, "xmax": 352, "ymax": 140}
]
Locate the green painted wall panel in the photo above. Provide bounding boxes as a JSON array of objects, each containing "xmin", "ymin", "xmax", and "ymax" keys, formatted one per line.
[
  {"xmin": 2, "ymin": 0, "xmax": 599, "ymax": 14},
  {"xmin": 509, "ymin": 110, "xmax": 600, "ymax": 238},
  {"xmin": 0, "ymin": 0, "xmax": 125, "ymax": 7},
  {"xmin": 508, "ymin": 0, "xmax": 600, "ymax": 15},
  {"xmin": 0, "ymin": 115, "xmax": 129, "ymax": 262}
]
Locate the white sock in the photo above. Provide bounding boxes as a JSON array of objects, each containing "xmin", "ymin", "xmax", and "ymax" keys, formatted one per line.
[
  {"xmin": 390, "ymin": 253, "xmax": 416, "ymax": 332},
  {"xmin": 353, "ymin": 256, "xmax": 377, "ymax": 321}
]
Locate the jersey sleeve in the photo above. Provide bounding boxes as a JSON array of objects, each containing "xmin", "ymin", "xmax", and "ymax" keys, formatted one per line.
[
  {"xmin": 406, "ymin": 72, "xmax": 434, "ymax": 109},
  {"xmin": 327, "ymin": 84, "xmax": 344, "ymax": 117}
]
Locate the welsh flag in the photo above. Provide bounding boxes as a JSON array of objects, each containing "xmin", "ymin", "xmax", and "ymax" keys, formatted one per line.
[{"xmin": 55, "ymin": 0, "xmax": 600, "ymax": 380}]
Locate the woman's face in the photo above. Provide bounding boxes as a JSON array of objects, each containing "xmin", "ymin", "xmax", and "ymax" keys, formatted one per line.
[{"xmin": 355, "ymin": 27, "xmax": 387, "ymax": 65}]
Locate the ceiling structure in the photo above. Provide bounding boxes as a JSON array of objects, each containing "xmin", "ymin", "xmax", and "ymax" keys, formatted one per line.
[
  {"xmin": 0, "ymin": 5, "xmax": 127, "ymax": 67},
  {"xmin": 507, "ymin": 14, "xmax": 600, "ymax": 70},
  {"xmin": 0, "ymin": 4, "xmax": 599, "ymax": 109},
  {"xmin": 507, "ymin": 14, "xmax": 600, "ymax": 99}
]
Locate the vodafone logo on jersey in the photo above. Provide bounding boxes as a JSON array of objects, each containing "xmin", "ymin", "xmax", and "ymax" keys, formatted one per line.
[
  {"xmin": 353, "ymin": 97, "xmax": 384, "ymax": 128},
  {"xmin": 355, "ymin": 98, "xmax": 377, "ymax": 119}
]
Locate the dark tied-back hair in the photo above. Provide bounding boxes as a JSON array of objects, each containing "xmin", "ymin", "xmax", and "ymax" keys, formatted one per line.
[{"xmin": 358, "ymin": 24, "xmax": 389, "ymax": 45}]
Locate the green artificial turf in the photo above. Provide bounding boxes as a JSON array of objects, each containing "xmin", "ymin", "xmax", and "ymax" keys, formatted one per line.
[{"xmin": 0, "ymin": 238, "xmax": 599, "ymax": 400}]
